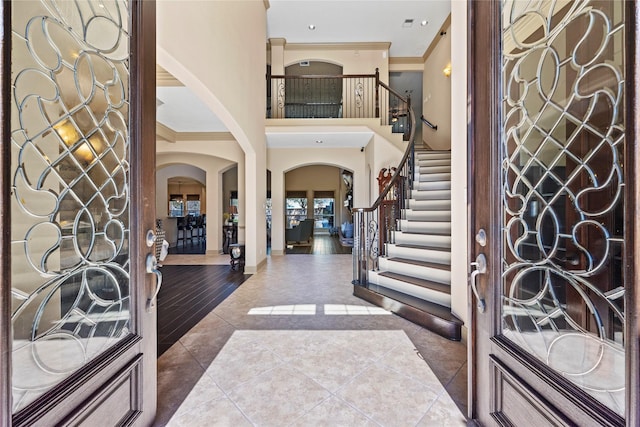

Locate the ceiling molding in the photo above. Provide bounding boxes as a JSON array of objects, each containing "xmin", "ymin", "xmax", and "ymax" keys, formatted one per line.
[
  {"xmin": 422, "ymin": 13, "xmax": 451, "ymax": 62},
  {"xmin": 156, "ymin": 64, "xmax": 184, "ymax": 87},
  {"xmin": 389, "ymin": 57, "xmax": 425, "ymax": 72},
  {"xmin": 285, "ymin": 42, "xmax": 391, "ymax": 52},
  {"xmin": 269, "ymin": 38, "xmax": 286, "ymax": 47},
  {"xmin": 176, "ymin": 131, "xmax": 236, "ymax": 142},
  {"xmin": 157, "ymin": 122, "xmax": 177, "ymax": 143},
  {"xmin": 156, "ymin": 123, "xmax": 236, "ymax": 143}
]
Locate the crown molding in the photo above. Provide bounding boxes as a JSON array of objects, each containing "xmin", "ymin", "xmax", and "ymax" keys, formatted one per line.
[
  {"xmin": 389, "ymin": 57, "xmax": 425, "ymax": 71},
  {"xmin": 176, "ymin": 131, "xmax": 235, "ymax": 141},
  {"xmin": 269, "ymin": 38, "xmax": 287, "ymax": 47},
  {"xmin": 285, "ymin": 42, "xmax": 391, "ymax": 52},
  {"xmin": 156, "ymin": 64, "xmax": 183, "ymax": 87},
  {"xmin": 156, "ymin": 123, "xmax": 235, "ymax": 143},
  {"xmin": 156, "ymin": 122, "xmax": 177, "ymax": 142},
  {"xmin": 423, "ymin": 13, "xmax": 451, "ymax": 62}
]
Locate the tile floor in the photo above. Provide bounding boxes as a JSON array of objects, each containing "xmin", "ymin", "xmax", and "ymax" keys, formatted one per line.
[{"xmin": 155, "ymin": 255, "xmax": 467, "ymax": 426}]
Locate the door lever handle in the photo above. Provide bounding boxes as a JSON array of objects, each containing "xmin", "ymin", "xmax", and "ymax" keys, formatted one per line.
[
  {"xmin": 470, "ymin": 254, "xmax": 487, "ymax": 313},
  {"xmin": 146, "ymin": 254, "xmax": 163, "ymax": 313}
]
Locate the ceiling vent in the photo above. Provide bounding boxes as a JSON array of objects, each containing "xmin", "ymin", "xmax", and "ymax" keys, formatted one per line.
[
  {"xmin": 299, "ymin": 60, "xmax": 310, "ymax": 66},
  {"xmin": 402, "ymin": 19, "xmax": 414, "ymax": 28}
]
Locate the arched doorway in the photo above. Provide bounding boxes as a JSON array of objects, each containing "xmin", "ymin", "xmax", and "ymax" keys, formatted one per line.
[{"xmin": 284, "ymin": 164, "xmax": 353, "ymax": 254}]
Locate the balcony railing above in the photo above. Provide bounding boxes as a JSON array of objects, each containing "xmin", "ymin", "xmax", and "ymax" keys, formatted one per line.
[{"xmin": 267, "ymin": 68, "xmax": 411, "ymax": 140}]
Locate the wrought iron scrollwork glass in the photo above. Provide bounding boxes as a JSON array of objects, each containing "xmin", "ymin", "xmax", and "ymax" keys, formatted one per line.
[
  {"xmin": 10, "ymin": 0, "xmax": 131, "ymax": 412},
  {"xmin": 501, "ymin": 0, "xmax": 625, "ymax": 415}
]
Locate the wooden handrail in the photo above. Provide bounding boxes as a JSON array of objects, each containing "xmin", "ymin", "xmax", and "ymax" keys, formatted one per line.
[{"xmin": 353, "ymin": 81, "xmax": 416, "ymax": 214}]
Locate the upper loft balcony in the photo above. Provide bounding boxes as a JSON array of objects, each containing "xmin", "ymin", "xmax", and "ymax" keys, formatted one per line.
[{"xmin": 266, "ymin": 68, "xmax": 412, "ymax": 141}]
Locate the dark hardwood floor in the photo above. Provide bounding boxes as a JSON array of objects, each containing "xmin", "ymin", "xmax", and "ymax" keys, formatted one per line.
[
  {"xmin": 286, "ymin": 234, "xmax": 352, "ymax": 255},
  {"xmin": 157, "ymin": 265, "xmax": 250, "ymax": 356},
  {"xmin": 168, "ymin": 240, "xmax": 206, "ymax": 255}
]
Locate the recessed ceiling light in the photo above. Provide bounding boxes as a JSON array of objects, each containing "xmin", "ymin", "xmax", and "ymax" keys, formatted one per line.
[
  {"xmin": 421, "ymin": 20, "xmax": 428, "ymax": 26},
  {"xmin": 308, "ymin": 24, "xmax": 316, "ymax": 30},
  {"xmin": 402, "ymin": 19, "xmax": 414, "ymax": 28}
]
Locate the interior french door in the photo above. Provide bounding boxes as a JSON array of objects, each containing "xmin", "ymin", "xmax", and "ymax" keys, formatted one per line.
[
  {"xmin": 1, "ymin": 1, "xmax": 158, "ymax": 425},
  {"xmin": 470, "ymin": 1, "xmax": 639, "ymax": 426}
]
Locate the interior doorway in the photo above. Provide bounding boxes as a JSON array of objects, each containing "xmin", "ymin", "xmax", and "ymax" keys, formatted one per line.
[{"xmin": 284, "ymin": 165, "xmax": 353, "ymax": 254}]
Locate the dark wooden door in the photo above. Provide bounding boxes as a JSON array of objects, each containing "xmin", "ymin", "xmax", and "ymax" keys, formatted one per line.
[
  {"xmin": 1, "ymin": 1, "xmax": 158, "ymax": 425},
  {"xmin": 469, "ymin": 1, "xmax": 639, "ymax": 425}
]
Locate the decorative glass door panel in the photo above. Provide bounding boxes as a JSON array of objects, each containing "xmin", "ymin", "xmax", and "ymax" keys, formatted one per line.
[
  {"xmin": 501, "ymin": 0, "xmax": 625, "ymax": 416},
  {"xmin": 11, "ymin": 0, "xmax": 132, "ymax": 412}
]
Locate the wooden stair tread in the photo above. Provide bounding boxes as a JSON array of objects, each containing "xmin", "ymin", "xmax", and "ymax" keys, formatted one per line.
[
  {"xmin": 396, "ymin": 230, "xmax": 452, "ymax": 237},
  {"xmin": 378, "ymin": 271, "xmax": 451, "ymax": 294},
  {"xmin": 353, "ymin": 285, "xmax": 462, "ymax": 340},
  {"xmin": 392, "ymin": 244, "xmax": 451, "ymax": 252},
  {"xmin": 386, "ymin": 257, "xmax": 451, "ymax": 271}
]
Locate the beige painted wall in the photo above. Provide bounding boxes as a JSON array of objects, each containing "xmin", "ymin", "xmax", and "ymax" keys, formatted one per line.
[
  {"xmin": 450, "ymin": 5, "xmax": 468, "ymax": 331},
  {"xmin": 281, "ymin": 44, "xmax": 390, "ymax": 80},
  {"xmin": 157, "ymin": 0, "xmax": 267, "ymax": 272},
  {"xmin": 422, "ymin": 24, "xmax": 452, "ymax": 150}
]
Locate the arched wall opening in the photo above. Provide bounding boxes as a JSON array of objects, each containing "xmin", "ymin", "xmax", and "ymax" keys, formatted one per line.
[
  {"xmin": 267, "ymin": 147, "xmax": 365, "ymax": 256},
  {"xmin": 157, "ymin": 154, "xmax": 235, "ymax": 254},
  {"xmin": 284, "ymin": 164, "xmax": 353, "ymax": 235}
]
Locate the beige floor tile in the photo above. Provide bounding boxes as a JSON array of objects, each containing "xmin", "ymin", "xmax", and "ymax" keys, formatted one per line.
[
  {"xmin": 172, "ymin": 373, "xmax": 226, "ymax": 418},
  {"xmin": 285, "ymin": 338, "xmax": 373, "ymax": 392},
  {"xmin": 167, "ymin": 396, "xmax": 252, "ymax": 427},
  {"xmin": 227, "ymin": 365, "xmax": 331, "ymax": 426},
  {"xmin": 290, "ymin": 396, "xmax": 378, "ymax": 427},
  {"xmin": 157, "ymin": 255, "xmax": 468, "ymax": 426},
  {"xmin": 379, "ymin": 344, "xmax": 443, "ymax": 394},
  {"xmin": 205, "ymin": 337, "xmax": 284, "ymax": 392},
  {"xmin": 417, "ymin": 391, "xmax": 468, "ymax": 427},
  {"xmin": 337, "ymin": 364, "xmax": 439, "ymax": 427}
]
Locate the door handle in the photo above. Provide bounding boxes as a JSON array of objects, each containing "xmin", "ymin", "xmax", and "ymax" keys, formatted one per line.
[
  {"xmin": 470, "ymin": 253, "xmax": 487, "ymax": 313},
  {"xmin": 146, "ymin": 253, "xmax": 163, "ymax": 313}
]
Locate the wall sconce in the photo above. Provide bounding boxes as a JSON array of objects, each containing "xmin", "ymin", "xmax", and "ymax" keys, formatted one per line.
[{"xmin": 443, "ymin": 64, "xmax": 452, "ymax": 78}]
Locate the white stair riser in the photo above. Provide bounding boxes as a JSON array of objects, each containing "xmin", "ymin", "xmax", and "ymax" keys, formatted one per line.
[
  {"xmin": 416, "ymin": 165, "xmax": 451, "ymax": 174},
  {"xmin": 413, "ymin": 180, "xmax": 451, "ymax": 191},
  {"xmin": 369, "ymin": 271, "xmax": 451, "ymax": 308},
  {"xmin": 379, "ymin": 258, "xmax": 451, "ymax": 284},
  {"xmin": 405, "ymin": 209, "xmax": 450, "ymax": 222},
  {"xmin": 416, "ymin": 159, "xmax": 450, "ymax": 167},
  {"xmin": 400, "ymin": 220, "xmax": 450, "ymax": 234},
  {"xmin": 415, "ymin": 152, "xmax": 451, "ymax": 160},
  {"xmin": 409, "ymin": 199, "xmax": 451, "ymax": 210},
  {"xmin": 411, "ymin": 189, "xmax": 451, "ymax": 200},
  {"xmin": 387, "ymin": 244, "xmax": 451, "ymax": 265},
  {"xmin": 417, "ymin": 173, "xmax": 451, "ymax": 182},
  {"xmin": 394, "ymin": 231, "xmax": 451, "ymax": 248}
]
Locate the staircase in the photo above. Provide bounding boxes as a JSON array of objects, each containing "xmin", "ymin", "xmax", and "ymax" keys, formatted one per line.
[{"xmin": 355, "ymin": 150, "xmax": 463, "ymax": 340}]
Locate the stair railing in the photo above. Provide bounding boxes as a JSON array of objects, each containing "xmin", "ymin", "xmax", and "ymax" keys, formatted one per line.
[{"xmin": 352, "ymin": 83, "xmax": 416, "ymax": 285}]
